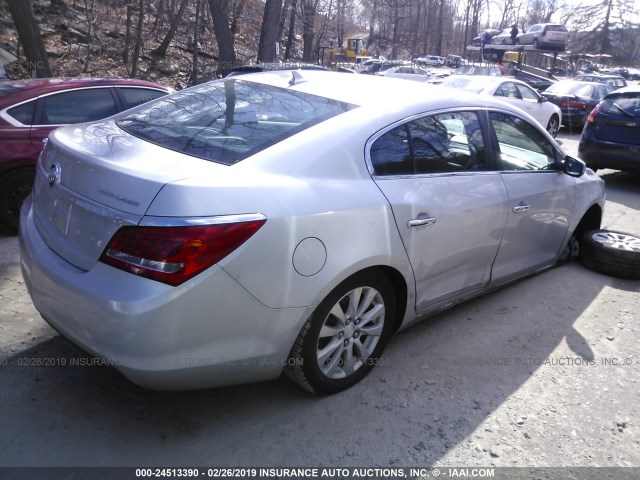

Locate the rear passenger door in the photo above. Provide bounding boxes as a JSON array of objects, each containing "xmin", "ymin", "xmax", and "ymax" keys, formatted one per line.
[{"xmin": 368, "ymin": 110, "xmax": 509, "ymax": 313}]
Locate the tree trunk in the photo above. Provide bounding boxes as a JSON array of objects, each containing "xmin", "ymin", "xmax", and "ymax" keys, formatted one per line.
[
  {"xmin": 130, "ymin": 0, "xmax": 145, "ymax": 77},
  {"xmin": 189, "ymin": 0, "xmax": 201, "ymax": 85},
  {"xmin": 124, "ymin": 3, "xmax": 133, "ymax": 63},
  {"xmin": 7, "ymin": 0, "xmax": 53, "ymax": 77},
  {"xmin": 230, "ymin": 0, "xmax": 246, "ymax": 36},
  {"xmin": 208, "ymin": 0, "xmax": 236, "ymax": 75},
  {"xmin": 301, "ymin": 0, "xmax": 316, "ymax": 62},
  {"xmin": 283, "ymin": 0, "xmax": 297, "ymax": 60},
  {"xmin": 153, "ymin": 0, "xmax": 190, "ymax": 57},
  {"xmin": 257, "ymin": 0, "xmax": 283, "ymax": 63}
]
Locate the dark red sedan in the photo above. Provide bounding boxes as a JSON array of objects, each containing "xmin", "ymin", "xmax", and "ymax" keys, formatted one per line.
[{"xmin": 0, "ymin": 77, "xmax": 171, "ymax": 233}]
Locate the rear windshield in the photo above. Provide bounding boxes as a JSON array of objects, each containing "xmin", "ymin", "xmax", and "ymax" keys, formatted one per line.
[
  {"xmin": 545, "ymin": 25, "xmax": 567, "ymax": 32},
  {"xmin": 116, "ymin": 79, "xmax": 356, "ymax": 165},
  {"xmin": 600, "ymin": 94, "xmax": 640, "ymax": 118},
  {"xmin": 546, "ymin": 83, "xmax": 594, "ymax": 97}
]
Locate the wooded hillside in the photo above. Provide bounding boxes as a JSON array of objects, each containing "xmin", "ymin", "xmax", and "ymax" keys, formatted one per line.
[{"xmin": 1, "ymin": 0, "xmax": 638, "ymax": 87}]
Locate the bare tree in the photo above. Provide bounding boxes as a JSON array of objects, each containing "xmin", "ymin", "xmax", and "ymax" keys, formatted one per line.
[
  {"xmin": 7, "ymin": 0, "xmax": 53, "ymax": 77},
  {"xmin": 570, "ymin": 0, "xmax": 638, "ymax": 63},
  {"xmin": 300, "ymin": 0, "xmax": 318, "ymax": 61},
  {"xmin": 283, "ymin": 0, "xmax": 298, "ymax": 60},
  {"xmin": 208, "ymin": 0, "xmax": 237, "ymax": 74},
  {"xmin": 130, "ymin": 0, "xmax": 145, "ymax": 77},
  {"xmin": 257, "ymin": 0, "xmax": 284, "ymax": 62},
  {"xmin": 153, "ymin": 0, "xmax": 190, "ymax": 57},
  {"xmin": 189, "ymin": 0, "xmax": 202, "ymax": 85}
]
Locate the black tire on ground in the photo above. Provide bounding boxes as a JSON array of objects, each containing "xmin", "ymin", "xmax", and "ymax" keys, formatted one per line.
[
  {"xmin": 579, "ymin": 229, "xmax": 640, "ymax": 280},
  {"xmin": 546, "ymin": 114, "xmax": 560, "ymax": 137},
  {"xmin": 0, "ymin": 169, "xmax": 35, "ymax": 235},
  {"xmin": 533, "ymin": 38, "xmax": 539, "ymax": 49},
  {"xmin": 285, "ymin": 272, "xmax": 396, "ymax": 394}
]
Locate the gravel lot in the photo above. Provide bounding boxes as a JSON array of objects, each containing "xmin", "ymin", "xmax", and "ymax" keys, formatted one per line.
[{"xmin": 0, "ymin": 130, "xmax": 638, "ymax": 473}]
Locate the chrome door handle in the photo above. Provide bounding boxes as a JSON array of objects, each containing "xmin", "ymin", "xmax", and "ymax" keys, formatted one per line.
[
  {"xmin": 513, "ymin": 205, "xmax": 530, "ymax": 213},
  {"xmin": 408, "ymin": 217, "xmax": 437, "ymax": 227}
]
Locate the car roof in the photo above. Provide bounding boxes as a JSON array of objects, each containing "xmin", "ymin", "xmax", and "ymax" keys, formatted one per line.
[
  {"xmin": 219, "ymin": 70, "xmax": 536, "ymax": 116},
  {"xmin": 604, "ymin": 85, "xmax": 640, "ymax": 96},
  {"xmin": 576, "ymin": 73, "xmax": 624, "ymax": 79},
  {"xmin": 0, "ymin": 77, "xmax": 169, "ymax": 109}
]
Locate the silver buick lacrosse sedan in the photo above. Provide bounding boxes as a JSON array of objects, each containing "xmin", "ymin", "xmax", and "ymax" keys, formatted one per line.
[{"xmin": 20, "ymin": 71, "xmax": 605, "ymax": 394}]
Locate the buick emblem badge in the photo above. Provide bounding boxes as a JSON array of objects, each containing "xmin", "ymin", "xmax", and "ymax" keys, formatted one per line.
[{"xmin": 48, "ymin": 163, "xmax": 62, "ymax": 186}]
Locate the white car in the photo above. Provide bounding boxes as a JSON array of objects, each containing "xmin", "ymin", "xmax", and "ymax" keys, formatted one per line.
[
  {"xmin": 440, "ymin": 75, "xmax": 562, "ymax": 136},
  {"xmin": 491, "ymin": 28, "xmax": 515, "ymax": 45},
  {"xmin": 376, "ymin": 66, "xmax": 433, "ymax": 82},
  {"xmin": 416, "ymin": 55, "xmax": 445, "ymax": 67},
  {"xmin": 20, "ymin": 71, "xmax": 603, "ymax": 394}
]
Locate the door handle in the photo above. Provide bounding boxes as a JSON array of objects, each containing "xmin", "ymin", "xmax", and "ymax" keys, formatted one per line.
[
  {"xmin": 513, "ymin": 204, "xmax": 530, "ymax": 213},
  {"xmin": 408, "ymin": 217, "xmax": 437, "ymax": 227}
]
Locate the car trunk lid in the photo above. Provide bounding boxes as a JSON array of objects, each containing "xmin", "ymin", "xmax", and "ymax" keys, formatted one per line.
[{"xmin": 31, "ymin": 120, "xmax": 219, "ymax": 270}]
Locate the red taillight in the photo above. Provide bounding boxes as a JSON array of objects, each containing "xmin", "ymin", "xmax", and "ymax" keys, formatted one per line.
[
  {"xmin": 586, "ymin": 102, "xmax": 601, "ymax": 124},
  {"xmin": 560, "ymin": 100, "xmax": 587, "ymax": 110},
  {"xmin": 100, "ymin": 219, "xmax": 266, "ymax": 286}
]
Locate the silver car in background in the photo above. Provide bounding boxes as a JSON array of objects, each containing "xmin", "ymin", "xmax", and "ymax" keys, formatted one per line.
[
  {"xmin": 20, "ymin": 71, "xmax": 605, "ymax": 394},
  {"xmin": 516, "ymin": 23, "xmax": 569, "ymax": 50}
]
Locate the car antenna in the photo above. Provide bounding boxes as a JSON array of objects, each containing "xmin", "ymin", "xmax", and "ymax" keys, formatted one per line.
[{"xmin": 289, "ymin": 70, "xmax": 308, "ymax": 86}]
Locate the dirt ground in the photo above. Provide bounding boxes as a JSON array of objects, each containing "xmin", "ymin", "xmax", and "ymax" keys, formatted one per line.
[{"xmin": 0, "ymin": 131, "xmax": 639, "ymax": 472}]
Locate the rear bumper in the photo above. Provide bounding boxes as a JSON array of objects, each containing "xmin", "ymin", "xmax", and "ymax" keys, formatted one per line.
[
  {"xmin": 579, "ymin": 126, "xmax": 640, "ymax": 171},
  {"xmin": 559, "ymin": 108, "xmax": 588, "ymax": 127},
  {"xmin": 19, "ymin": 197, "xmax": 312, "ymax": 390}
]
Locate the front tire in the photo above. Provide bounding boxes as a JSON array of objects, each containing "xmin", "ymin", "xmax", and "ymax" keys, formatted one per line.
[
  {"xmin": 285, "ymin": 272, "xmax": 396, "ymax": 394},
  {"xmin": 580, "ymin": 230, "xmax": 640, "ymax": 280}
]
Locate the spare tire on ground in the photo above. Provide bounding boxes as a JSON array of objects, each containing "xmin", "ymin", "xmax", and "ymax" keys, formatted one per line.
[{"xmin": 580, "ymin": 229, "xmax": 640, "ymax": 280}]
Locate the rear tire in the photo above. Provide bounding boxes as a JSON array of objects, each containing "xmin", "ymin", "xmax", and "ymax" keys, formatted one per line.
[
  {"xmin": 285, "ymin": 272, "xmax": 396, "ymax": 394},
  {"xmin": 0, "ymin": 169, "xmax": 35, "ymax": 235},
  {"xmin": 580, "ymin": 229, "xmax": 640, "ymax": 280},
  {"xmin": 546, "ymin": 114, "xmax": 560, "ymax": 137}
]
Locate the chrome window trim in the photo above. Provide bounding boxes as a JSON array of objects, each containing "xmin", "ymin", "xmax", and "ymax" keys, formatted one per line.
[
  {"xmin": 365, "ymin": 106, "xmax": 564, "ymax": 178},
  {"xmin": 139, "ymin": 213, "xmax": 267, "ymax": 228},
  {"xmin": 0, "ymin": 85, "xmax": 127, "ymax": 128}
]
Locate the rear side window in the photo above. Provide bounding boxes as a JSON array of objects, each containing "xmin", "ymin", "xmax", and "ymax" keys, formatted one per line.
[
  {"xmin": 370, "ymin": 111, "xmax": 487, "ymax": 176},
  {"xmin": 40, "ymin": 88, "xmax": 118, "ymax": 125},
  {"xmin": 600, "ymin": 94, "xmax": 640, "ymax": 118},
  {"xmin": 116, "ymin": 87, "xmax": 167, "ymax": 109},
  {"xmin": 117, "ymin": 79, "xmax": 356, "ymax": 165},
  {"xmin": 7, "ymin": 100, "xmax": 36, "ymax": 125}
]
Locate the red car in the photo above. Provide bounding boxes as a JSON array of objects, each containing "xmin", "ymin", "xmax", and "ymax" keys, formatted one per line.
[{"xmin": 0, "ymin": 77, "xmax": 171, "ymax": 233}]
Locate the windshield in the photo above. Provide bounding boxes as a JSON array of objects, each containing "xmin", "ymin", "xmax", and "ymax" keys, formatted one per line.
[
  {"xmin": 441, "ymin": 77, "xmax": 489, "ymax": 93},
  {"xmin": 117, "ymin": 79, "xmax": 356, "ymax": 165}
]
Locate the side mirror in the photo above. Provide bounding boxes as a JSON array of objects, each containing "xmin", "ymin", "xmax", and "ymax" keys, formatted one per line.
[
  {"xmin": 538, "ymin": 96, "xmax": 547, "ymax": 103},
  {"xmin": 563, "ymin": 155, "xmax": 586, "ymax": 177}
]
